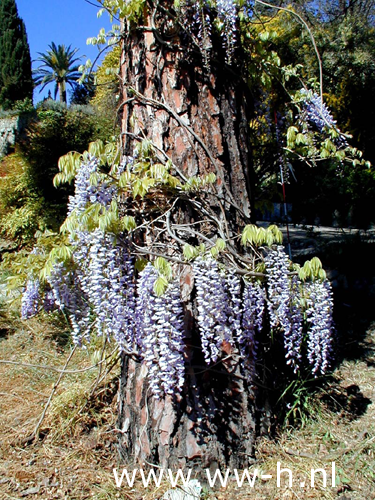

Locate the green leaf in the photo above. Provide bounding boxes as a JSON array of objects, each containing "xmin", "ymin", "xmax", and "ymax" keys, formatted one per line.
[
  {"xmin": 259, "ymin": 31, "xmax": 270, "ymax": 42},
  {"xmin": 210, "ymin": 246, "xmax": 219, "ymax": 257},
  {"xmin": 153, "ymin": 276, "xmax": 169, "ymax": 296},
  {"xmin": 154, "ymin": 257, "xmax": 172, "ymax": 280},
  {"xmin": 183, "ymin": 243, "xmax": 195, "ymax": 260},
  {"xmin": 215, "ymin": 238, "xmax": 226, "ymax": 251},
  {"xmin": 119, "ymin": 171, "xmax": 132, "ymax": 187},
  {"xmin": 121, "ymin": 215, "xmax": 136, "ymax": 231}
]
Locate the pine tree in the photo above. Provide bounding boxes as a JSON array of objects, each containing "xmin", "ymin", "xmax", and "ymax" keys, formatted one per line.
[{"xmin": 0, "ymin": 0, "xmax": 33, "ymax": 109}]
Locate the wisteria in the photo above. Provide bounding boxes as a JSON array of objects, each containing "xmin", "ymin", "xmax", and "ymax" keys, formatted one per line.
[
  {"xmin": 192, "ymin": 2, "xmax": 212, "ymax": 70},
  {"xmin": 240, "ymin": 281, "xmax": 265, "ymax": 375},
  {"xmin": 286, "ymin": 276, "xmax": 303, "ymax": 372},
  {"xmin": 305, "ymin": 279, "xmax": 334, "ymax": 375},
  {"xmin": 19, "ymin": 151, "xmax": 337, "ymax": 397},
  {"xmin": 216, "ymin": 0, "xmax": 237, "ymax": 64},
  {"xmin": 21, "ymin": 279, "xmax": 41, "ymax": 319},
  {"xmin": 67, "ymin": 155, "xmax": 117, "ymax": 216},
  {"xmin": 46, "ymin": 261, "xmax": 90, "ymax": 344},
  {"xmin": 136, "ymin": 264, "xmax": 185, "ymax": 398},
  {"xmin": 302, "ymin": 91, "xmax": 336, "ymax": 132},
  {"xmin": 301, "ymin": 90, "xmax": 348, "ymax": 147},
  {"xmin": 265, "ymin": 246, "xmax": 302, "ymax": 371},
  {"xmin": 190, "ymin": 0, "xmax": 238, "ymax": 67},
  {"xmin": 226, "ymin": 271, "xmax": 242, "ymax": 343},
  {"xmin": 193, "ymin": 257, "xmax": 229, "ymax": 364},
  {"xmin": 73, "ymin": 229, "xmax": 136, "ymax": 350}
]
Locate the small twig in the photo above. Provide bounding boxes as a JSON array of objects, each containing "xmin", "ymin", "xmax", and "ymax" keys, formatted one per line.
[
  {"xmin": 29, "ymin": 346, "xmax": 77, "ymax": 442},
  {"xmin": 255, "ymin": 0, "xmax": 324, "ymax": 102},
  {"xmin": 285, "ymin": 434, "xmax": 375, "ymax": 462},
  {"xmin": 0, "ymin": 347, "xmax": 122, "ymax": 373}
]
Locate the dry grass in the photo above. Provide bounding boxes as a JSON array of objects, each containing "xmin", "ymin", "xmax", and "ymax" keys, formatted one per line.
[{"xmin": 0, "ymin": 301, "xmax": 374, "ymax": 500}]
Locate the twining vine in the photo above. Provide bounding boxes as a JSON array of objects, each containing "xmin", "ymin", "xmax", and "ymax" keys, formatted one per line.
[{"xmin": 14, "ymin": 0, "xmax": 369, "ymax": 414}]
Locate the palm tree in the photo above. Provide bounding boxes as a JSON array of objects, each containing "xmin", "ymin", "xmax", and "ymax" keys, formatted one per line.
[{"xmin": 33, "ymin": 42, "xmax": 82, "ymax": 104}]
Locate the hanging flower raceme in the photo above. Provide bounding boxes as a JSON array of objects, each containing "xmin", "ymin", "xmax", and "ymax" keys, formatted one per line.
[
  {"xmin": 135, "ymin": 264, "xmax": 185, "ymax": 398},
  {"xmin": 216, "ymin": 0, "xmax": 237, "ymax": 64},
  {"xmin": 193, "ymin": 257, "xmax": 230, "ymax": 364},
  {"xmin": 71, "ymin": 229, "xmax": 136, "ymax": 351},
  {"xmin": 265, "ymin": 246, "xmax": 303, "ymax": 371},
  {"xmin": 192, "ymin": 1, "xmax": 212, "ymax": 70},
  {"xmin": 300, "ymin": 90, "xmax": 348, "ymax": 148},
  {"xmin": 240, "ymin": 281, "xmax": 265, "ymax": 377},
  {"xmin": 226, "ymin": 271, "xmax": 242, "ymax": 343},
  {"xmin": 190, "ymin": 0, "xmax": 238, "ymax": 67},
  {"xmin": 305, "ymin": 279, "xmax": 334, "ymax": 375},
  {"xmin": 67, "ymin": 155, "xmax": 117, "ymax": 216},
  {"xmin": 21, "ymin": 279, "xmax": 41, "ymax": 320}
]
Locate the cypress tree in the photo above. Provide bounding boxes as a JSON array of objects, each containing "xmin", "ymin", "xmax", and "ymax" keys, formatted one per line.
[{"xmin": 0, "ymin": 0, "xmax": 33, "ymax": 109}]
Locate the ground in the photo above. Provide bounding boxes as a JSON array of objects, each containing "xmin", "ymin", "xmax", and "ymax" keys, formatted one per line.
[{"xmin": 0, "ymin": 227, "xmax": 374, "ymax": 499}]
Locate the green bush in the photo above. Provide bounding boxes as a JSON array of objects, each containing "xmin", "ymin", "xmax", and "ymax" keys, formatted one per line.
[
  {"xmin": 19, "ymin": 103, "xmax": 114, "ymax": 205},
  {"xmin": 0, "ymin": 153, "xmax": 60, "ymax": 242},
  {"xmin": 0, "ymin": 103, "xmax": 116, "ymax": 243}
]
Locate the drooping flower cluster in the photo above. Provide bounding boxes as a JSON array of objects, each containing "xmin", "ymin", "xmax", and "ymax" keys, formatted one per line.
[
  {"xmin": 135, "ymin": 264, "xmax": 185, "ymax": 398},
  {"xmin": 301, "ymin": 90, "xmax": 347, "ymax": 148},
  {"xmin": 190, "ymin": 0, "xmax": 238, "ymax": 67},
  {"xmin": 193, "ymin": 257, "xmax": 230, "ymax": 363},
  {"xmin": 21, "ymin": 279, "xmax": 41, "ymax": 319},
  {"xmin": 302, "ymin": 91, "xmax": 336, "ymax": 132},
  {"xmin": 46, "ymin": 261, "xmax": 90, "ymax": 344},
  {"xmin": 240, "ymin": 281, "xmax": 265, "ymax": 373},
  {"xmin": 305, "ymin": 279, "xmax": 334, "ymax": 375},
  {"xmin": 74, "ymin": 229, "xmax": 136, "ymax": 350},
  {"xmin": 216, "ymin": 0, "xmax": 237, "ymax": 63},
  {"xmin": 193, "ymin": 259, "xmax": 267, "ymax": 378},
  {"xmin": 226, "ymin": 272, "xmax": 242, "ymax": 342},
  {"xmin": 265, "ymin": 246, "xmax": 303, "ymax": 371},
  {"xmin": 192, "ymin": 2, "xmax": 212, "ymax": 70},
  {"xmin": 67, "ymin": 156, "xmax": 117, "ymax": 216}
]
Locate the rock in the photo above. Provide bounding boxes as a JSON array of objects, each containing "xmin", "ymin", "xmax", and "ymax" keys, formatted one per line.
[
  {"xmin": 20, "ymin": 486, "xmax": 40, "ymax": 496},
  {"xmin": 160, "ymin": 479, "xmax": 202, "ymax": 500}
]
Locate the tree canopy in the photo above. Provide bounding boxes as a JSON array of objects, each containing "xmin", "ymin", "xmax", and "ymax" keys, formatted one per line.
[
  {"xmin": 0, "ymin": 0, "xmax": 33, "ymax": 109},
  {"xmin": 33, "ymin": 43, "xmax": 82, "ymax": 104}
]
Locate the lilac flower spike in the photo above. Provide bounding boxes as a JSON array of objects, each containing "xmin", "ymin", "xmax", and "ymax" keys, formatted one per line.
[
  {"xmin": 21, "ymin": 279, "xmax": 41, "ymax": 319},
  {"xmin": 216, "ymin": 0, "xmax": 237, "ymax": 63},
  {"xmin": 193, "ymin": 257, "xmax": 229, "ymax": 364},
  {"xmin": 305, "ymin": 279, "xmax": 334, "ymax": 375},
  {"xmin": 240, "ymin": 281, "xmax": 265, "ymax": 378},
  {"xmin": 136, "ymin": 264, "xmax": 185, "ymax": 398},
  {"xmin": 265, "ymin": 246, "xmax": 303, "ymax": 372}
]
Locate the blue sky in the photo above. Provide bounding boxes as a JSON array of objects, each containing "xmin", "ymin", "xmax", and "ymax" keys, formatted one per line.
[{"xmin": 16, "ymin": 0, "xmax": 113, "ymax": 102}]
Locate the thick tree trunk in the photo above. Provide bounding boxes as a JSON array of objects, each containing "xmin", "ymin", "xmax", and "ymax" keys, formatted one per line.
[{"xmin": 117, "ymin": 7, "xmax": 259, "ymax": 471}]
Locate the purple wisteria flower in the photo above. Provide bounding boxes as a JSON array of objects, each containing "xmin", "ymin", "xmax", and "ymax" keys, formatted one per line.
[
  {"xmin": 301, "ymin": 90, "xmax": 348, "ymax": 147},
  {"xmin": 265, "ymin": 246, "xmax": 303, "ymax": 371},
  {"xmin": 67, "ymin": 156, "xmax": 117, "ymax": 216},
  {"xmin": 240, "ymin": 281, "xmax": 265, "ymax": 376},
  {"xmin": 216, "ymin": 0, "xmax": 237, "ymax": 63},
  {"xmin": 226, "ymin": 271, "xmax": 242, "ymax": 343},
  {"xmin": 305, "ymin": 279, "xmax": 334, "ymax": 375},
  {"xmin": 73, "ymin": 229, "xmax": 136, "ymax": 350},
  {"xmin": 135, "ymin": 264, "xmax": 185, "ymax": 398},
  {"xmin": 46, "ymin": 261, "xmax": 90, "ymax": 345},
  {"xmin": 193, "ymin": 257, "xmax": 229, "ymax": 364},
  {"xmin": 21, "ymin": 279, "xmax": 41, "ymax": 319},
  {"xmin": 43, "ymin": 289, "xmax": 56, "ymax": 313}
]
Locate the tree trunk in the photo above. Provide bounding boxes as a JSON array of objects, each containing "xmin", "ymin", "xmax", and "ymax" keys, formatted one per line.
[
  {"xmin": 59, "ymin": 81, "xmax": 66, "ymax": 104},
  {"xmin": 117, "ymin": 5, "xmax": 260, "ymax": 471}
]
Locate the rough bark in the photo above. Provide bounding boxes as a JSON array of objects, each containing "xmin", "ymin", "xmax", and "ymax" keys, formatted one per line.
[{"xmin": 117, "ymin": 6, "xmax": 259, "ymax": 471}]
